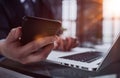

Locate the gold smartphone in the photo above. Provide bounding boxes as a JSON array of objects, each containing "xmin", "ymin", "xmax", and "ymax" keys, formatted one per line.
[{"xmin": 20, "ymin": 16, "xmax": 61, "ymax": 45}]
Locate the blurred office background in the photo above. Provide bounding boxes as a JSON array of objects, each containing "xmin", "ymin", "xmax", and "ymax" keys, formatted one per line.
[{"xmin": 45, "ymin": 0, "xmax": 120, "ymax": 47}]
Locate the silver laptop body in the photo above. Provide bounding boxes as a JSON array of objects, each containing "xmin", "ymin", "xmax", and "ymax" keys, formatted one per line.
[{"xmin": 47, "ymin": 33, "xmax": 120, "ymax": 71}]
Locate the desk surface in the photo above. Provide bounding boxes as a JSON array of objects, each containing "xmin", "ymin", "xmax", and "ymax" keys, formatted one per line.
[{"xmin": 0, "ymin": 58, "xmax": 120, "ymax": 78}]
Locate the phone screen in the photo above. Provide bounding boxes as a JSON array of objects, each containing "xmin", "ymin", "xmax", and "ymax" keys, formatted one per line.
[{"xmin": 20, "ymin": 16, "xmax": 61, "ymax": 45}]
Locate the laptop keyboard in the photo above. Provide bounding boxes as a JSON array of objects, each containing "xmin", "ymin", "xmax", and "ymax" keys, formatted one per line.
[{"xmin": 60, "ymin": 51, "xmax": 103, "ymax": 63}]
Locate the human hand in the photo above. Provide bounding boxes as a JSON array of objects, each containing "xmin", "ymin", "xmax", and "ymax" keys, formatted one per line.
[
  {"xmin": 0, "ymin": 27, "xmax": 56, "ymax": 64},
  {"xmin": 54, "ymin": 37, "xmax": 79, "ymax": 51}
]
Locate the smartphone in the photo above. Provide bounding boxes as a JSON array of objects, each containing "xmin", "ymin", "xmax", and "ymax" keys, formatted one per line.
[{"xmin": 20, "ymin": 16, "xmax": 61, "ymax": 45}]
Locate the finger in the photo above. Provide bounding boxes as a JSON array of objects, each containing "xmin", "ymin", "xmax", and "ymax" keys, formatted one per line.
[
  {"xmin": 59, "ymin": 38, "xmax": 65, "ymax": 51},
  {"xmin": 53, "ymin": 41, "xmax": 59, "ymax": 50},
  {"xmin": 6, "ymin": 27, "xmax": 21, "ymax": 43},
  {"xmin": 20, "ymin": 43, "xmax": 54, "ymax": 64},
  {"xmin": 21, "ymin": 36, "xmax": 56, "ymax": 55},
  {"xmin": 71, "ymin": 39, "xmax": 79, "ymax": 48},
  {"xmin": 65, "ymin": 37, "xmax": 73, "ymax": 51},
  {"xmin": 53, "ymin": 36, "xmax": 60, "ymax": 50}
]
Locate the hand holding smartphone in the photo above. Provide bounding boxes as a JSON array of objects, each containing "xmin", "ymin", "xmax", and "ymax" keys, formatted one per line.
[{"xmin": 20, "ymin": 16, "xmax": 61, "ymax": 45}]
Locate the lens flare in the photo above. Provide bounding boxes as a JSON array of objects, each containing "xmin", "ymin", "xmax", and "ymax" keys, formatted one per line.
[{"xmin": 104, "ymin": 0, "xmax": 120, "ymax": 18}]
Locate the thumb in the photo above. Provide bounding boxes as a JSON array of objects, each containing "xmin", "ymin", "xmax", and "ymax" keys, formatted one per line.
[{"xmin": 6, "ymin": 27, "xmax": 21, "ymax": 43}]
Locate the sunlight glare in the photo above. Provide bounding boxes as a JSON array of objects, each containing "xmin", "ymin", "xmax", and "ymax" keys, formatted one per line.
[{"xmin": 103, "ymin": 0, "xmax": 120, "ymax": 18}]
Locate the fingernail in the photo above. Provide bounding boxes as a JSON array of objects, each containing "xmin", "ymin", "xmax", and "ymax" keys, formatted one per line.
[
  {"xmin": 53, "ymin": 37, "xmax": 57, "ymax": 41},
  {"xmin": 11, "ymin": 28, "xmax": 16, "ymax": 31}
]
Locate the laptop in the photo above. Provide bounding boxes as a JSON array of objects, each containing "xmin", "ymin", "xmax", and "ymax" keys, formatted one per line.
[{"xmin": 47, "ymin": 32, "xmax": 120, "ymax": 71}]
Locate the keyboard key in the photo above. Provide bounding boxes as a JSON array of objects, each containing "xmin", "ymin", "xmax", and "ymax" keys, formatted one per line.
[{"xmin": 60, "ymin": 51, "xmax": 103, "ymax": 63}]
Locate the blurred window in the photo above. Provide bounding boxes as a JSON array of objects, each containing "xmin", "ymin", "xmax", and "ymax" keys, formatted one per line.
[
  {"xmin": 103, "ymin": 0, "xmax": 120, "ymax": 43},
  {"xmin": 62, "ymin": 0, "xmax": 77, "ymax": 37}
]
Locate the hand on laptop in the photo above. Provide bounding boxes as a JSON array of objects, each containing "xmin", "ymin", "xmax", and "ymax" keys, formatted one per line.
[
  {"xmin": 54, "ymin": 36, "xmax": 79, "ymax": 51},
  {"xmin": 0, "ymin": 27, "xmax": 56, "ymax": 64}
]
